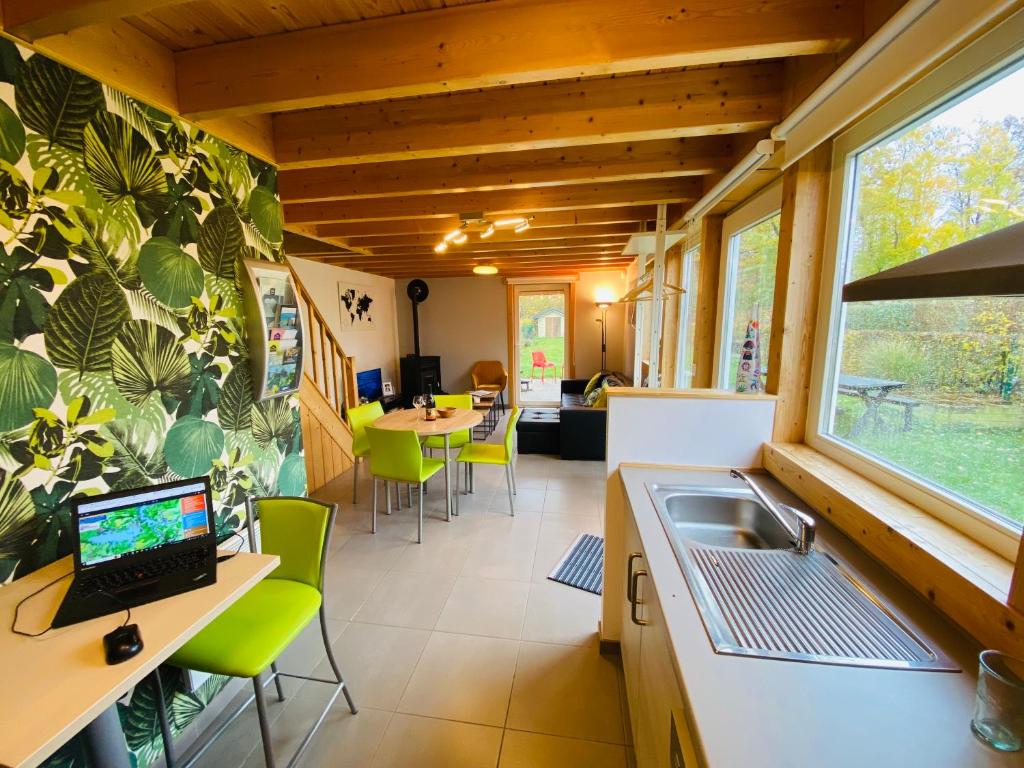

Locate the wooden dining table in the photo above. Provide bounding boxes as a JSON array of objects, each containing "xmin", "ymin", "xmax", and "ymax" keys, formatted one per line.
[{"xmin": 372, "ymin": 407, "xmax": 483, "ymax": 521}]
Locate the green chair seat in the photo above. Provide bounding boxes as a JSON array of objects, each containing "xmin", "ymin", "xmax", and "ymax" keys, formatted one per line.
[
  {"xmin": 454, "ymin": 443, "xmax": 507, "ymax": 465},
  {"xmin": 169, "ymin": 579, "xmax": 321, "ymax": 679},
  {"xmin": 376, "ymin": 455, "xmax": 445, "ymax": 484},
  {"xmin": 348, "ymin": 401, "xmax": 384, "ymax": 502},
  {"xmin": 423, "ymin": 431, "xmax": 471, "ymax": 450}
]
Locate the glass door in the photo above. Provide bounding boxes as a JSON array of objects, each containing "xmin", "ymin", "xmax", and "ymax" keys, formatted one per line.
[{"xmin": 513, "ymin": 285, "xmax": 571, "ymax": 406}]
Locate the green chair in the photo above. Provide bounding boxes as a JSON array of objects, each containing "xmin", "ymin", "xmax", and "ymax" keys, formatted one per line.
[
  {"xmin": 366, "ymin": 426, "xmax": 445, "ymax": 542},
  {"xmin": 159, "ymin": 496, "xmax": 356, "ymax": 768},
  {"xmin": 455, "ymin": 408, "xmax": 521, "ymax": 516},
  {"xmin": 422, "ymin": 394, "xmax": 474, "ymax": 454},
  {"xmin": 348, "ymin": 401, "xmax": 383, "ymax": 505}
]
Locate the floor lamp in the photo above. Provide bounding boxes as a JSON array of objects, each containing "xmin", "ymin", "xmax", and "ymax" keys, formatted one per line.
[{"xmin": 595, "ymin": 299, "xmax": 612, "ymax": 372}]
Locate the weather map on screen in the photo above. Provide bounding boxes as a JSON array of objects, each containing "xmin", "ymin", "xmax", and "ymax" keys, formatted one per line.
[{"xmin": 78, "ymin": 490, "xmax": 209, "ymax": 566}]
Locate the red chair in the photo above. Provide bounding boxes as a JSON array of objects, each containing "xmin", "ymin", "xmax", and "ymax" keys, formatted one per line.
[{"xmin": 531, "ymin": 351, "xmax": 557, "ymax": 381}]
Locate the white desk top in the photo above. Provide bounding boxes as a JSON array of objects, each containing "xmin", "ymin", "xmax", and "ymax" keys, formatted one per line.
[{"xmin": 0, "ymin": 551, "xmax": 279, "ymax": 768}]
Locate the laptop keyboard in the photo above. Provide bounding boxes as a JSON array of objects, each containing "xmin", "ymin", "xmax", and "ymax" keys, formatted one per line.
[{"xmin": 76, "ymin": 546, "xmax": 208, "ymax": 596}]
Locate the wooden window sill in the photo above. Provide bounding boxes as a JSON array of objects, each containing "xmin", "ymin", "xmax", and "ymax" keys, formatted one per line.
[{"xmin": 763, "ymin": 442, "xmax": 1023, "ymax": 657}]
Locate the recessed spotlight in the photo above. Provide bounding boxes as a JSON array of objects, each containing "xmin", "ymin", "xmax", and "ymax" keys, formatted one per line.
[{"xmin": 473, "ymin": 265, "xmax": 498, "ymax": 275}]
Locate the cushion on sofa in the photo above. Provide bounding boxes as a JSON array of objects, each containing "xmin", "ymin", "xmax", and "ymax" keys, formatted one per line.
[{"xmin": 582, "ymin": 371, "xmax": 605, "ymax": 398}]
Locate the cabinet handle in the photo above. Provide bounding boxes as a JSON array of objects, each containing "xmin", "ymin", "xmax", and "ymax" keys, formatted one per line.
[
  {"xmin": 630, "ymin": 569, "xmax": 649, "ymax": 626},
  {"xmin": 626, "ymin": 552, "xmax": 642, "ymax": 602}
]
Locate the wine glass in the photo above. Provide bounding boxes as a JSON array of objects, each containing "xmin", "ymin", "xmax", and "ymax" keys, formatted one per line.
[{"xmin": 412, "ymin": 395, "xmax": 425, "ymax": 410}]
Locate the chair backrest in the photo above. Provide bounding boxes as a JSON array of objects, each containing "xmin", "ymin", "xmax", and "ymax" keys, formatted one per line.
[
  {"xmin": 503, "ymin": 407, "xmax": 522, "ymax": 461},
  {"xmin": 246, "ymin": 496, "xmax": 336, "ymax": 591},
  {"xmin": 472, "ymin": 360, "xmax": 507, "ymax": 388},
  {"xmin": 434, "ymin": 393, "xmax": 472, "ymax": 410},
  {"xmin": 348, "ymin": 400, "xmax": 384, "ymax": 455},
  {"xmin": 531, "ymin": 351, "xmax": 547, "ymax": 366},
  {"xmin": 365, "ymin": 426, "xmax": 424, "ymax": 483}
]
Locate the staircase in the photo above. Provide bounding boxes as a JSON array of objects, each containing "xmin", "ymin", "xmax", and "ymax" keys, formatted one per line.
[{"xmin": 290, "ymin": 268, "xmax": 358, "ymax": 493}]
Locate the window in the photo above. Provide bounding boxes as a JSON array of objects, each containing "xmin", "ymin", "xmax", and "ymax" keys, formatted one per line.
[
  {"xmin": 812, "ymin": 40, "xmax": 1024, "ymax": 549},
  {"xmin": 716, "ymin": 185, "xmax": 782, "ymax": 391},
  {"xmin": 675, "ymin": 246, "xmax": 701, "ymax": 387}
]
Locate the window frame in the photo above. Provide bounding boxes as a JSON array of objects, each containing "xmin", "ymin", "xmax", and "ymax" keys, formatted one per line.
[
  {"xmin": 806, "ymin": 17, "xmax": 1024, "ymax": 560},
  {"xmin": 674, "ymin": 244, "xmax": 700, "ymax": 388},
  {"xmin": 713, "ymin": 182, "xmax": 783, "ymax": 390}
]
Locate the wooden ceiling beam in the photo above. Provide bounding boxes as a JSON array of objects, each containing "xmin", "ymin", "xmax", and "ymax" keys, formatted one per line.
[
  {"xmin": 274, "ymin": 64, "xmax": 782, "ymax": 169},
  {"xmin": 366, "ymin": 262, "xmax": 635, "ymax": 278},
  {"xmin": 325, "ymin": 252, "xmax": 630, "ymax": 269},
  {"xmin": 277, "ymin": 137, "xmax": 734, "ymax": 203},
  {"xmin": 285, "ymin": 179, "xmax": 699, "ymax": 225},
  {"xmin": 341, "ymin": 223, "xmax": 647, "ymax": 249},
  {"xmin": 1, "ymin": 0, "xmax": 191, "ymax": 41},
  {"xmin": 314, "ymin": 207, "xmax": 660, "ymax": 239},
  {"xmin": 1, "ymin": 18, "xmax": 275, "ymax": 161},
  {"xmin": 367, "ymin": 236, "xmax": 630, "ymax": 255},
  {"xmin": 174, "ymin": 0, "xmax": 861, "ymax": 119}
]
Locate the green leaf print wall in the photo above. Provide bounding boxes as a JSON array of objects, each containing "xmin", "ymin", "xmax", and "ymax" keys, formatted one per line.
[{"xmin": 0, "ymin": 40, "xmax": 305, "ymax": 768}]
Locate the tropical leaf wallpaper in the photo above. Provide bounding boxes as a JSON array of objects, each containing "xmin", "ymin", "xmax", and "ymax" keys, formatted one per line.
[{"xmin": 0, "ymin": 41, "xmax": 305, "ymax": 767}]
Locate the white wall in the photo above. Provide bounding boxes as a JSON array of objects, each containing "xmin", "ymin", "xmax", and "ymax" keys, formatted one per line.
[
  {"xmin": 288, "ymin": 257, "xmax": 400, "ymax": 385},
  {"xmin": 394, "ymin": 276, "xmax": 509, "ymax": 395},
  {"xmin": 575, "ymin": 270, "xmax": 627, "ymax": 376}
]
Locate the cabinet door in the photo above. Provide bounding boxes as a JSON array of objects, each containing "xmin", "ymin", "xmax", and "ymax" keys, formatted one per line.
[
  {"xmin": 635, "ymin": 573, "xmax": 686, "ymax": 768},
  {"xmin": 620, "ymin": 509, "xmax": 645, "ymax": 740}
]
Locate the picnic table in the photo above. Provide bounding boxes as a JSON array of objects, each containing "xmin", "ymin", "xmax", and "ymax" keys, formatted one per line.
[{"xmin": 838, "ymin": 374, "xmax": 921, "ymax": 435}]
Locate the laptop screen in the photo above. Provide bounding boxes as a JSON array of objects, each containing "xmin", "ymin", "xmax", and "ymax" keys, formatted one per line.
[{"xmin": 75, "ymin": 479, "xmax": 212, "ymax": 567}]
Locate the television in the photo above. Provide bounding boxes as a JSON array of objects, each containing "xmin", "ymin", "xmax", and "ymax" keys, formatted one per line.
[{"xmin": 356, "ymin": 367, "xmax": 384, "ymax": 401}]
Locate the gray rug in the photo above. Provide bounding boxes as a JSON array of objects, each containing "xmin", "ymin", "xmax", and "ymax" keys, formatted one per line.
[{"xmin": 548, "ymin": 533, "xmax": 604, "ymax": 595}]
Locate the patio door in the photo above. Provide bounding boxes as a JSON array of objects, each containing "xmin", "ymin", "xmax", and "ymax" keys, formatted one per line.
[{"xmin": 510, "ymin": 283, "xmax": 574, "ymax": 407}]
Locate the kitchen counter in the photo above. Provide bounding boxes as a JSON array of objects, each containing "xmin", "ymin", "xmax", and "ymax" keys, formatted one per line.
[{"xmin": 619, "ymin": 463, "xmax": 1017, "ymax": 768}]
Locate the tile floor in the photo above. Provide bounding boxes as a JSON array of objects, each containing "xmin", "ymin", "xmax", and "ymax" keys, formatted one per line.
[{"xmin": 191, "ymin": 412, "xmax": 633, "ymax": 768}]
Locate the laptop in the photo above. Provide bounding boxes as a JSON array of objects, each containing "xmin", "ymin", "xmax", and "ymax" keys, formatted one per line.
[{"xmin": 52, "ymin": 477, "xmax": 218, "ymax": 628}]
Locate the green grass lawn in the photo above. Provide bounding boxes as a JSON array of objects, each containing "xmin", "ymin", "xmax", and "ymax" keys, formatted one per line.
[
  {"xmin": 833, "ymin": 394, "xmax": 1023, "ymax": 523},
  {"xmin": 519, "ymin": 337, "xmax": 565, "ymax": 378}
]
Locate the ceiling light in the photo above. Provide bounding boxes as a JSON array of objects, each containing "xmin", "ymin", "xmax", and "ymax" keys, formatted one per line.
[
  {"xmin": 434, "ymin": 241, "xmax": 448, "ymax": 253},
  {"xmin": 473, "ymin": 265, "xmax": 498, "ymax": 275},
  {"xmin": 444, "ymin": 227, "xmax": 465, "ymax": 242},
  {"xmin": 514, "ymin": 220, "xmax": 530, "ymax": 233},
  {"xmin": 451, "ymin": 231, "xmax": 468, "ymax": 245},
  {"xmin": 493, "ymin": 217, "xmax": 526, "ymax": 228},
  {"xmin": 480, "ymin": 224, "xmax": 495, "ymax": 239}
]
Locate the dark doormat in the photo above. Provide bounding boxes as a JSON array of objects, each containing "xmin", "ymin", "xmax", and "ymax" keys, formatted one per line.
[{"xmin": 548, "ymin": 533, "xmax": 604, "ymax": 595}]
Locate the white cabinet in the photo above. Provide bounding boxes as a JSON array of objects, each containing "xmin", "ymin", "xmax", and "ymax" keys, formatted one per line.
[{"xmin": 621, "ymin": 506, "xmax": 700, "ymax": 768}]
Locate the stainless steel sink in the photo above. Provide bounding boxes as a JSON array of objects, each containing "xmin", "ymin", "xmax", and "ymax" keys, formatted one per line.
[
  {"xmin": 658, "ymin": 488, "xmax": 793, "ymax": 550},
  {"xmin": 646, "ymin": 482, "xmax": 956, "ymax": 672}
]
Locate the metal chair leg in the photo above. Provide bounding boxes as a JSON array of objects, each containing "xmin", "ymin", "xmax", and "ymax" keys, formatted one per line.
[
  {"xmin": 270, "ymin": 662, "xmax": 285, "ymax": 702},
  {"xmin": 417, "ymin": 483, "xmax": 424, "ymax": 544},
  {"xmin": 252, "ymin": 673, "xmax": 276, "ymax": 768},
  {"xmin": 455, "ymin": 462, "xmax": 460, "ymax": 516},
  {"xmin": 320, "ymin": 608, "xmax": 357, "ymax": 714},
  {"xmin": 505, "ymin": 464, "xmax": 515, "ymax": 516},
  {"xmin": 385, "ymin": 482, "xmax": 392, "ymax": 515},
  {"xmin": 371, "ymin": 477, "xmax": 378, "ymax": 533},
  {"xmin": 510, "ymin": 462, "xmax": 517, "ymax": 495},
  {"xmin": 152, "ymin": 670, "xmax": 176, "ymax": 768},
  {"xmin": 352, "ymin": 457, "xmax": 359, "ymax": 505},
  {"xmin": 407, "ymin": 483, "xmax": 413, "ymax": 507}
]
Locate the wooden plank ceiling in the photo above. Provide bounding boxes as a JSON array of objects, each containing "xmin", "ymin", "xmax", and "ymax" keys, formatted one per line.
[{"xmin": 0, "ymin": 0, "xmax": 865, "ymax": 278}]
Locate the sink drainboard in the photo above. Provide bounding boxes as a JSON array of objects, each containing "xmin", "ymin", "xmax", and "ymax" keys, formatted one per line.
[{"xmin": 687, "ymin": 548, "xmax": 957, "ymax": 671}]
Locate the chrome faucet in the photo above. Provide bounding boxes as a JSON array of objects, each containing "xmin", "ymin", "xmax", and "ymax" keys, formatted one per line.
[{"xmin": 730, "ymin": 469, "xmax": 815, "ymax": 555}]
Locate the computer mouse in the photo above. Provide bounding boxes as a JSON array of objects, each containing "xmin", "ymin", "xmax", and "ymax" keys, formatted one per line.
[{"xmin": 103, "ymin": 624, "xmax": 143, "ymax": 665}]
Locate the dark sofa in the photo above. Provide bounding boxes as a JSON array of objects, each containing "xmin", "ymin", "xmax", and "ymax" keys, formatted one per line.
[{"xmin": 559, "ymin": 378, "xmax": 607, "ymax": 460}]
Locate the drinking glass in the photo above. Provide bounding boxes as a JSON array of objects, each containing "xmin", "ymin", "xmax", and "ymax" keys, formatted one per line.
[
  {"xmin": 971, "ymin": 650, "xmax": 1024, "ymax": 752},
  {"xmin": 412, "ymin": 395, "xmax": 425, "ymax": 410}
]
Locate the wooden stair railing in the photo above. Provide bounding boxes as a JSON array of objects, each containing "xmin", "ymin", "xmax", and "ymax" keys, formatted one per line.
[{"xmin": 288, "ymin": 266, "xmax": 359, "ymax": 492}]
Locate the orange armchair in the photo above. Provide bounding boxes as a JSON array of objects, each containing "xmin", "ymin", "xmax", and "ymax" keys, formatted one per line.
[{"xmin": 471, "ymin": 360, "xmax": 508, "ymax": 412}]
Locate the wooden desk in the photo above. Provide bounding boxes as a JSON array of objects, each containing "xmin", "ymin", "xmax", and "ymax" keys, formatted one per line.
[
  {"xmin": 0, "ymin": 551, "xmax": 279, "ymax": 768},
  {"xmin": 373, "ymin": 407, "xmax": 483, "ymax": 520}
]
